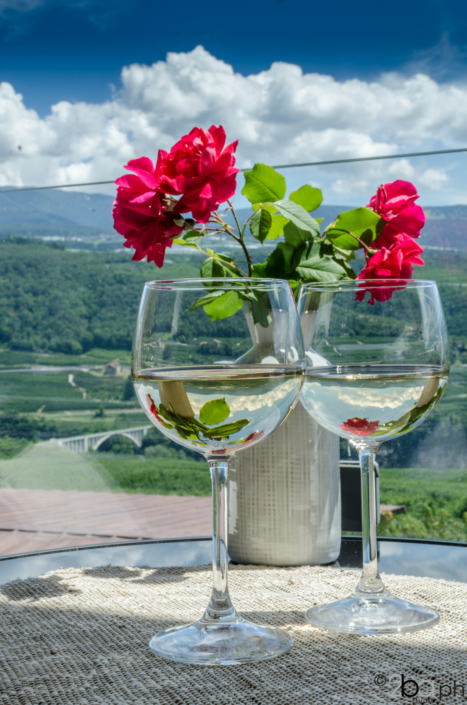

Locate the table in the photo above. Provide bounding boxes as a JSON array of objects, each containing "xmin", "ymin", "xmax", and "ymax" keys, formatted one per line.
[
  {"xmin": 2, "ymin": 536, "xmax": 467, "ymax": 705},
  {"xmin": 2, "ymin": 535, "xmax": 467, "ymax": 586}
]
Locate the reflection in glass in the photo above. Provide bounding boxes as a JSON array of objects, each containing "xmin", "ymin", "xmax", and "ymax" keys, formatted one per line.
[
  {"xmin": 298, "ymin": 280, "xmax": 450, "ymax": 635},
  {"xmin": 133, "ymin": 278, "xmax": 304, "ymax": 664}
]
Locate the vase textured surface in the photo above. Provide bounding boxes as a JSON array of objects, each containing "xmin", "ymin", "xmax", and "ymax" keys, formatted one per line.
[{"xmin": 228, "ymin": 402, "xmax": 341, "ymax": 566}]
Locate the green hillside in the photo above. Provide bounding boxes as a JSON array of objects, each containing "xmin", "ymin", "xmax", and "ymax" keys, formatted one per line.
[
  {"xmin": 0, "ymin": 239, "xmax": 465, "ymax": 542},
  {"xmin": 0, "ymin": 238, "xmax": 466, "ymax": 468},
  {"xmin": 0, "ymin": 238, "xmax": 203, "ymax": 353},
  {"xmin": 1, "ymin": 236, "xmax": 467, "ymax": 352}
]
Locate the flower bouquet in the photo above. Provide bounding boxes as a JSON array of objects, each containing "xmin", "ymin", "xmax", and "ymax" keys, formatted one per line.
[
  {"xmin": 113, "ymin": 124, "xmax": 426, "ymax": 315},
  {"xmin": 112, "ymin": 125, "xmax": 426, "ymax": 566}
]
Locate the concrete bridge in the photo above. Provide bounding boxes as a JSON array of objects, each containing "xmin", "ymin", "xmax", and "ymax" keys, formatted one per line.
[{"xmin": 55, "ymin": 426, "xmax": 151, "ymax": 453}]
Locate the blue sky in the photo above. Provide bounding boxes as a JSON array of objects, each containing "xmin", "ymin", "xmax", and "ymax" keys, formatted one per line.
[
  {"xmin": 0, "ymin": 0, "xmax": 466, "ymax": 205},
  {"xmin": 2, "ymin": 0, "xmax": 466, "ymax": 115}
]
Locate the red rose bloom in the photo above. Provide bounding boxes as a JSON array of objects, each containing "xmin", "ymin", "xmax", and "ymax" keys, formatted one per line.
[
  {"xmin": 359, "ymin": 234, "xmax": 424, "ymax": 280},
  {"xmin": 242, "ymin": 430, "xmax": 264, "ymax": 447},
  {"xmin": 112, "ymin": 157, "xmax": 184, "ymax": 267},
  {"xmin": 340, "ymin": 417, "xmax": 379, "ymax": 436},
  {"xmin": 158, "ymin": 125, "xmax": 240, "ymax": 224},
  {"xmin": 147, "ymin": 393, "xmax": 160, "ymax": 419},
  {"xmin": 113, "ymin": 125, "xmax": 239, "ymax": 265},
  {"xmin": 356, "ymin": 234, "xmax": 424, "ymax": 304},
  {"xmin": 368, "ymin": 180, "xmax": 425, "ymax": 236},
  {"xmin": 368, "ymin": 180, "xmax": 426, "ymax": 249}
]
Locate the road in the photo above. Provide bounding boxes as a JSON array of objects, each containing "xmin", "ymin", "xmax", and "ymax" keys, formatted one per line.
[{"xmin": 0, "ymin": 365, "xmax": 100, "ymax": 374}]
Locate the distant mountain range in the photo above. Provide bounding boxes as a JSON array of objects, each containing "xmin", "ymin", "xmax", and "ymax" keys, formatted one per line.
[
  {"xmin": 1, "ymin": 187, "xmax": 467, "ymax": 250},
  {"xmin": 0, "ymin": 188, "xmax": 113, "ymax": 229}
]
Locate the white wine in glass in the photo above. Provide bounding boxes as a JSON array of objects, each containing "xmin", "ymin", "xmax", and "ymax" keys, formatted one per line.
[
  {"xmin": 133, "ymin": 278, "xmax": 304, "ymax": 664},
  {"xmin": 298, "ymin": 279, "xmax": 450, "ymax": 635}
]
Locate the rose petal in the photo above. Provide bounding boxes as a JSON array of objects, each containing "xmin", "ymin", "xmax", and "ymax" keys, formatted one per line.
[
  {"xmin": 124, "ymin": 158, "xmax": 158, "ymax": 189},
  {"xmin": 209, "ymin": 125, "xmax": 227, "ymax": 154}
]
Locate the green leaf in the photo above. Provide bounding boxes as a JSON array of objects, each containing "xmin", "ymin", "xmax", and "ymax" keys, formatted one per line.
[
  {"xmin": 216, "ymin": 253, "xmax": 235, "ymax": 264},
  {"xmin": 202, "ymin": 418, "xmax": 249, "ymax": 438},
  {"xmin": 203, "ymin": 291, "xmax": 243, "ymax": 320},
  {"xmin": 252, "ymin": 203, "xmax": 277, "ymax": 214},
  {"xmin": 252, "ymin": 263, "xmax": 267, "ymax": 278},
  {"xmin": 183, "ymin": 230, "xmax": 204, "ymax": 242},
  {"xmin": 173, "ymin": 230, "xmax": 203, "ymax": 247},
  {"xmin": 264, "ymin": 249, "xmax": 286, "ymax": 278},
  {"xmin": 330, "ymin": 244, "xmax": 357, "ymax": 279},
  {"xmin": 332, "ymin": 244, "xmax": 355, "ymax": 262},
  {"xmin": 242, "ymin": 164, "xmax": 286, "ymax": 204},
  {"xmin": 267, "ymin": 214, "xmax": 289, "ymax": 240},
  {"xmin": 173, "ymin": 238, "xmax": 201, "ymax": 250},
  {"xmin": 250, "ymin": 209, "xmax": 272, "ymax": 243},
  {"xmin": 200, "ymin": 255, "xmax": 241, "ymax": 279},
  {"xmin": 152, "ymin": 403, "xmax": 175, "ymax": 430},
  {"xmin": 264, "ymin": 242, "xmax": 295, "ymax": 278},
  {"xmin": 275, "ymin": 200, "xmax": 320, "ymax": 237},
  {"xmin": 199, "ymin": 397, "xmax": 231, "ymax": 425},
  {"xmin": 251, "ymin": 298, "xmax": 272, "ymax": 328},
  {"xmin": 290, "ymin": 185, "xmax": 323, "ymax": 212},
  {"xmin": 294, "ymin": 241, "xmax": 348, "ymax": 283},
  {"xmin": 200, "ymin": 257, "xmax": 229, "ymax": 279},
  {"xmin": 187, "ymin": 291, "xmax": 225, "ymax": 312},
  {"xmin": 283, "ymin": 221, "xmax": 314, "ymax": 248},
  {"xmin": 324, "ymin": 207, "xmax": 384, "ymax": 250}
]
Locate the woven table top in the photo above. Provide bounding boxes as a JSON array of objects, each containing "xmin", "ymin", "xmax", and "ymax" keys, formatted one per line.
[{"xmin": 1, "ymin": 563, "xmax": 466, "ymax": 705}]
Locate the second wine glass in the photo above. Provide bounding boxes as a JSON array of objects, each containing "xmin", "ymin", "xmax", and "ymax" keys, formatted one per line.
[
  {"xmin": 298, "ymin": 279, "xmax": 450, "ymax": 635},
  {"xmin": 133, "ymin": 278, "xmax": 304, "ymax": 664}
]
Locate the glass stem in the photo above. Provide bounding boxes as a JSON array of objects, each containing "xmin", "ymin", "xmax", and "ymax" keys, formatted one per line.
[
  {"xmin": 204, "ymin": 459, "xmax": 236, "ymax": 622},
  {"xmin": 356, "ymin": 446, "xmax": 385, "ymax": 595}
]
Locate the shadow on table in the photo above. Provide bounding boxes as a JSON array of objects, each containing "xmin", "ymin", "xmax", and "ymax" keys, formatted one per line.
[
  {"xmin": 0, "ymin": 573, "xmax": 81, "ymax": 601},
  {"xmin": 81, "ymin": 565, "xmax": 197, "ymax": 585}
]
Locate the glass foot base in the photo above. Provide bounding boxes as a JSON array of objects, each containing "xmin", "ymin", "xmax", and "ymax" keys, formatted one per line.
[
  {"xmin": 149, "ymin": 614, "xmax": 293, "ymax": 665},
  {"xmin": 306, "ymin": 589, "xmax": 440, "ymax": 635}
]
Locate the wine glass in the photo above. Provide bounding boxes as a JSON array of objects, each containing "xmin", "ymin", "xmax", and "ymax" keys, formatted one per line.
[
  {"xmin": 132, "ymin": 278, "xmax": 304, "ymax": 664},
  {"xmin": 298, "ymin": 279, "xmax": 450, "ymax": 635}
]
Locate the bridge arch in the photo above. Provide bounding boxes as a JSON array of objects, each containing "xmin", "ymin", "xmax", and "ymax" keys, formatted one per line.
[
  {"xmin": 93, "ymin": 431, "xmax": 142, "ymax": 451},
  {"xmin": 55, "ymin": 426, "xmax": 150, "ymax": 454}
]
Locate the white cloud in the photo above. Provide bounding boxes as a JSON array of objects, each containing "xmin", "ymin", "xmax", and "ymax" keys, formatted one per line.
[
  {"xmin": 387, "ymin": 160, "xmax": 449, "ymax": 192},
  {"xmin": 0, "ymin": 45, "xmax": 466, "ymax": 203},
  {"xmin": 418, "ymin": 168, "xmax": 450, "ymax": 191},
  {"xmin": 388, "ymin": 159, "xmax": 416, "ymax": 181}
]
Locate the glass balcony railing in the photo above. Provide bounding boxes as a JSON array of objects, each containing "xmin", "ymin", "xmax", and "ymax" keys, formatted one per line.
[{"xmin": 0, "ymin": 155, "xmax": 466, "ymax": 555}]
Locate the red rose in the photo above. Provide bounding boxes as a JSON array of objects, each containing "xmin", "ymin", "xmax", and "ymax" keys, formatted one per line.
[
  {"xmin": 368, "ymin": 180, "xmax": 425, "ymax": 249},
  {"xmin": 340, "ymin": 417, "xmax": 379, "ymax": 436},
  {"xmin": 147, "ymin": 393, "xmax": 159, "ymax": 418},
  {"xmin": 356, "ymin": 234, "xmax": 424, "ymax": 304},
  {"xmin": 243, "ymin": 430, "xmax": 264, "ymax": 446},
  {"xmin": 158, "ymin": 125, "xmax": 240, "ymax": 223},
  {"xmin": 112, "ymin": 157, "xmax": 184, "ymax": 267}
]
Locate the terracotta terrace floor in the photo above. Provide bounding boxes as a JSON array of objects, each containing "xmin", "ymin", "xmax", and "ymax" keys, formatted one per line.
[{"xmin": 0, "ymin": 488, "xmax": 211, "ymax": 557}]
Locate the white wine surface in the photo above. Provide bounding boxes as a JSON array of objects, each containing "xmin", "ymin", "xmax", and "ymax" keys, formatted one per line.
[
  {"xmin": 134, "ymin": 365, "xmax": 303, "ymax": 455},
  {"xmin": 300, "ymin": 365, "xmax": 448, "ymax": 443}
]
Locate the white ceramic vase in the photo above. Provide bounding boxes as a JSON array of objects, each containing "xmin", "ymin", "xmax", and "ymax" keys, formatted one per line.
[
  {"xmin": 227, "ymin": 307, "xmax": 341, "ymax": 566},
  {"xmin": 228, "ymin": 401, "xmax": 341, "ymax": 566}
]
